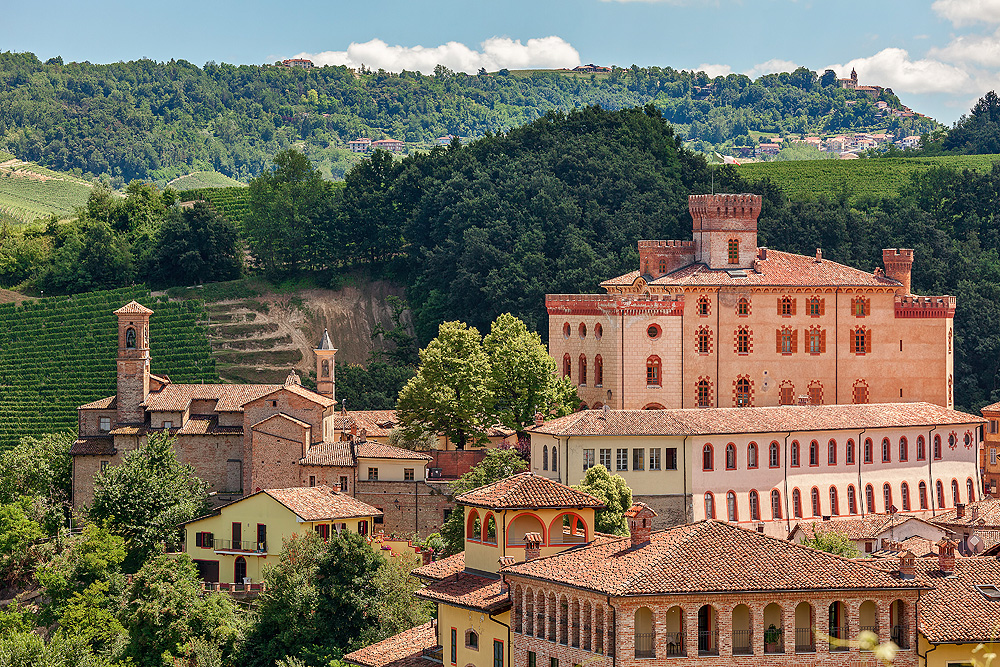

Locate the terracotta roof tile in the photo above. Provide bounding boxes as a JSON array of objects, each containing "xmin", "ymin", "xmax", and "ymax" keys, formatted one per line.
[
  {"xmin": 505, "ymin": 521, "xmax": 923, "ymax": 595},
  {"xmin": 70, "ymin": 437, "xmax": 115, "ymax": 456},
  {"xmin": 113, "ymin": 300, "xmax": 153, "ymax": 315},
  {"xmin": 258, "ymin": 383, "xmax": 336, "ymax": 408},
  {"xmin": 933, "ymin": 497, "xmax": 1000, "ymax": 527},
  {"xmin": 532, "ymin": 403, "xmax": 984, "ymax": 437},
  {"xmin": 870, "ymin": 535, "xmax": 938, "ymax": 558},
  {"xmin": 413, "ymin": 552, "xmax": 465, "ymax": 581},
  {"xmin": 344, "ymin": 621, "xmax": 438, "ymax": 667},
  {"xmin": 356, "ymin": 441, "xmax": 432, "ymax": 461},
  {"xmin": 456, "ymin": 472, "xmax": 604, "ymax": 510},
  {"xmin": 78, "ymin": 395, "xmax": 116, "ymax": 410},
  {"xmin": 300, "ymin": 441, "xmax": 354, "ymax": 467},
  {"xmin": 789, "ymin": 514, "xmax": 942, "ymax": 541},
  {"xmin": 178, "ymin": 415, "xmax": 243, "ymax": 435},
  {"xmin": 264, "ymin": 486, "xmax": 382, "ymax": 521},
  {"xmin": 143, "ymin": 383, "xmax": 280, "ymax": 412},
  {"xmin": 415, "ymin": 573, "xmax": 510, "ymax": 613}
]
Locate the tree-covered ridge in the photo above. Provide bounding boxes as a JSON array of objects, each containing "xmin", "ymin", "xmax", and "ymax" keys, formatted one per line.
[{"xmin": 0, "ymin": 52, "xmax": 936, "ymax": 183}]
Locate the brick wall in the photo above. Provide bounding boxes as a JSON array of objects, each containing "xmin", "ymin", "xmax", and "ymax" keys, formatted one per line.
[
  {"xmin": 632, "ymin": 494, "xmax": 690, "ymax": 529},
  {"xmin": 355, "ymin": 480, "xmax": 457, "ymax": 538},
  {"xmin": 429, "ymin": 450, "xmax": 487, "ymax": 479},
  {"xmin": 174, "ymin": 434, "xmax": 244, "ymax": 493},
  {"xmin": 248, "ymin": 417, "xmax": 310, "ymax": 492}
]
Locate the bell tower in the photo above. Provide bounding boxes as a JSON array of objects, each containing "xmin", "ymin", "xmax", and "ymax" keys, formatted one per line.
[
  {"xmin": 114, "ymin": 301, "xmax": 153, "ymax": 424},
  {"xmin": 315, "ymin": 329, "xmax": 337, "ymax": 401},
  {"xmin": 689, "ymin": 194, "xmax": 762, "ymax": 269}
]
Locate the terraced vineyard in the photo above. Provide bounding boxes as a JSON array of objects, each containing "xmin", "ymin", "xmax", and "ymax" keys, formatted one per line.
[
  {"xmin": 168, "ymin": 171, "xmax": 245, "ymax": 191},
  {"xmin": 0, "ymin": 287, "xmax": 218, "ymax": 450},
  {"xmin": 179, "ymin": 186, "xmax": 251, "ymax": 227},
  {"xmin": 737, "ymin": 154, "xmax": 1000, "ymax": 201},
  {"xmin": 0, "ymin": 158, "xmax": 94, "ymax": 222}
]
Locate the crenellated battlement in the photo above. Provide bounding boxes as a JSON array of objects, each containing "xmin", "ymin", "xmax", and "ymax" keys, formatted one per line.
[
  {"xmin": 894, "ymin": 294, "xmax": 956, "ymax": 318},
  {"xmin": 688, "ymin": 193, "xmax": 762, "ymax": 221},
  {"xmin": 638, "ymin": 240, "xmax": 695, "ymax": 249},
  {"xmin": 546, "ymin": 293, "xmax": 683, "ymax": 316},
  {"xmin": 638, "ymin": 239, "xmax": 696, "ymax": 278},
  {"xmin": 883, "ymin": 248, "xmax": 915, "ymax": 295}
]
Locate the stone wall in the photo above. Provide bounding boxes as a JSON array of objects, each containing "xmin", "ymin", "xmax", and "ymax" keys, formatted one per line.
[{"xmin": 355, "ymin": 480, "xmax": 456, "ymax": 539}]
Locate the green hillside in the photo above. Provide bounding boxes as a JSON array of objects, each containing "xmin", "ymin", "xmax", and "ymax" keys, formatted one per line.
[
  {"xmin": 0, "ymin": 286, "xmax": 218, "ymax": 450},
  {"xmin": 178, "ymin": 186, "xmax": 251, "ymax": 227},
  {"xmin": 737, "ymin": 154, "xmax": 1000, "ymax": 201},
  {"xmin": 0, "ymin": 157, "xmax": 93, "ymax": 223},
  {"xmin": 168, "ymin": 171, "xmax": 246, "ymax": 191}
]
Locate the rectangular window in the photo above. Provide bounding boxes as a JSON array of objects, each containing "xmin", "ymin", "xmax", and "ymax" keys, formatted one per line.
[
  {"xmin": 340, "ymin": 476, "xmax": 348, "ymax": 492},
  {"xmin": 583, "ymin": 449, "xmax": 595, "ymax": 471},
  {"xmin": 316, "ymin": 524, "xmax": 330, "ymax": 539},
  {"xmin": 616, "ymin": 448, "xmax": 628, "ymax": 471},
  {"xmin": 992, "ymin": 448, "xmax": 997, "ymax": 466},
  {"xmin": 451, "ymin": 628, "xmax": 457, "ymax": 664},
  {"xmin": 195, "ymin": 531, "xmax": 202, "ymax": 548},
  {"xmin": 649, "ymin": 448, "xmax": 661, "ymax": 470},
  {"xmin": 528, "ymin": 653, "xmax": 536, "ymax": 667},
  {"xmin": 665, "ymin": 447, "xmax": 677, "ymax": 470},
  {"xmin": 257, "ymin": 524, "xmax": 266, "ymax": 550},
  {"xmin": 494, "ymin": 640, "xmax": 503, "ymax": 667},
  {"xmin": 551, "ymin": 658, "xmax": 559, "ymax": 667},
  {"xmin": 98, "ymin": 416, "xmax": 111, "ymax": 433},
  {"xmin": 162, "ymin": 421, "xmax": 173, "ymax": 429},
  {"xmin": 368, "ymin": 467, "xmax": 378, "ymax": 481},
  {"xmin": 992, "ymin": 420, "xmax": 999, "ymax": 434},
  {"xmin": 404, "ymin": 468, "xmax": 415, "ymax": 481},
  {"xmin": 809, "ymin": 331, "xmax": 821, "ymax": 354},
  {"xmin": 633, "ymin": 448, "xmax": 644, "ymax": 471},
  {"xmin": 232, "ymin": 522, "xmax": 241, "ymax": 545},
  {"xmin": 309, "ymin": 475, "xmax": 316, "ymax": 487},
  {"xmin": 600, "ymin": 449, "xmax": 611, "ymax": 469}
]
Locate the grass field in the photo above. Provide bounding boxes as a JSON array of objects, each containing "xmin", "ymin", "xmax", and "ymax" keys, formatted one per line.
[
  {"xmin": 737, "ymin": 154, "xmax": 1000, "ymax": 201},
  {"xmin": 0, "ymin": 153, "xmax": 95, "ymax": 223},
  {"xmin": 168, "ymin": 171, "xmax": 246, "ymax": 191}
]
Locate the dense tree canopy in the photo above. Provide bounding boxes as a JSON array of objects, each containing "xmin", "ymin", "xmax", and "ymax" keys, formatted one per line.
[{"xmin": 573, "ymin": 465, "xmax": 633, "ymax": 536}]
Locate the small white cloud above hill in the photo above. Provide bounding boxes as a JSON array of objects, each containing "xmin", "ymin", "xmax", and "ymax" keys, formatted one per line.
[
  {"xmin": 932, "ymin": 0, "xmax": 1000, "ymax": 25},
  {"xmin": 827, "ymin": 48, "xmax": 974, "ymax": 94},
  {"xmin": 294, "ymin": 37, "xmax": 580, "ymax": 74},
  {"xmin": 930, "ymin": 28, "xmax": 1000, "ymax": 67},
  {"xmin": 743, "ymin": 59, "xmax": 800, "ymax": 79}
]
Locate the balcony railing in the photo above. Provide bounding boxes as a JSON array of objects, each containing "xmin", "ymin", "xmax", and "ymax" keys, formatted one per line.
[
  {"xmin": 860, "ymin": 624, "xmax": 879, "ymax": 649},
  {"xmin": 891, "ymin": 624, "xmax": 910, "ymax": 649},
  {"xmin": 663, "ymin": 632, "xmax": 684, "ymax": 657},
  {"xmin": 634, "ymin": 632, "xmax": 655, "ymax": 658},
  {"xmin": 829, "ymin": 625, "xmax": 850, "ymax": 652},
  {"xmin": 698, "ymin": 630, "xmax": 719, "ymax": 656},
  {"xmin": 794, "ymin": 628, "xmax": 815, "ymax": 653},
  {"xmin": 764, "ymin": 628, "xmax": 784, "ymax": 654},
  {"xmin": 732, "ymin": 629, "xmax": 753, "ymax": 655},
  {"xmin": 213, "ymin": 538, "xmax": 266, "ymax": 553}
]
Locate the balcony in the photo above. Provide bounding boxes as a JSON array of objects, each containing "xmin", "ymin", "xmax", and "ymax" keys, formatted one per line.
[
  {"xmin": 829, "ymin": 625, "xmax": 850, "ymax": 652},
  {"xmin": 422, "ymin": 646, "xmax": 443, "ymax": 664},
  {"xmin": 763, "ymin": 627, "xmax": 784, "ymax": 654},
  {"xmin": 634, "ymin": 632, "xmax": 655, "ymax": 659},
  {"xmin": 891, "ymin": 624, "xmax": 910, "ymax": 649},
  {"xmin": 213, "ymin": 538, "xmax": 266, "ymax": 553},
  {"xmin": 794, "ymin": 628, "xmax": 815, "ymax": 653},
  {"xmin": 732, "ymin": 629, "xmax": 753, "ymax": 656},
  {"xmin": 663, "ymin": 632, "xmax": 684, "ymax": 657},
  {"xmin": 698, "ymin": 630, "xmax": 719, "ymax": 657}
]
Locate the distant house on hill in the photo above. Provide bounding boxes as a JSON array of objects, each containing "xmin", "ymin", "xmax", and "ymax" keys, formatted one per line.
[
  {"xmin": 280, "ymin": 58, "xmax": 314, "ymax": 69},
  {"xmin": 371, "ymin": 138, "xmax": 405, "ymax": 153},
  {"xmin": 571, "ymin": 64, "xmax": 611, "ymax": 73},
  {"xmin": 756, "ymin": 142, "xmax": 780, "ymax": 157},
  {"xmin": 348, "ymin": 138, "xmax": 373, "ymax": 153}
]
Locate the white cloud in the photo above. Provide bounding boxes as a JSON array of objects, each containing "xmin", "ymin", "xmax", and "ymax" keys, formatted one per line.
[
  {"xmin": 932, "ymin": 0, "xmax": 1000, "ymax": 25},
  {"xmin": 695, "ymin": 63, "xmax": 732, "ymax": 77},
  {"xmin": 294, "ymin": 36, "xmax": 580, "ymax": 75},
  {"xmin": 743, "ymin": 58, "xmax": 800, "ymax": 79},
  {"xmin": 930, "ymin": 28, "xmax": 1000, "ymax": 67},
  {"xmin": 827, "ymin": 48, "xmax": 974, "ymax": 94}
]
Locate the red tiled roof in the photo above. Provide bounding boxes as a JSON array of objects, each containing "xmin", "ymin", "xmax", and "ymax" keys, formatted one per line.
[
  {"xmin": 143, "ymin": 383, "xmax": 280, "ymax": 412},
  {"xmin": 356, "ymin": 441, "xmax": 432, "ymax": 461},
  {"xmin": 300, "ymin": 441, "xmax": 354, "ymax": 467},
  {"xmin": 113, "ymin": 300, "xmax": 153, "ymax": 315},
  {"xmin": 600, "ymin": 249, "xmax": 902, "ymax": 288},
  {"xmin": 339, "ymin": 410, "xmax": 400, "ymax": 437},
  {"xmin": 179, "ymin": 415, "xmax": 243, "ymax": 435},
  {"xmin": 789, "ymin": 514, "xmax": 942, "ymax": 541},
  {"xmin": 70, "ymin": 437, "xmax": 115, "ymax": 456},
  {"xmin": 79, "ymin": 395, "xmax": 116, "ymax": 410},
  {"xmin": 415, "ymin": 573, "xmax": 510, "ymax": 613},
  {"xmin": 255, "ymin": 383, "xmax": 336, "ymax": 408},
  {"xmin": 871, "ymin": 535, "xmax": 938, "ymax": 558},
  {"xmin": 933, "ymin": 497, "xmax": 1000, "ymax": 527},
  {"xmin": 344, "ymin": 621, "xmax": 438, "ymax": 667},
  {"xmin": 532, "ymin": 403, "xmax": 984, "ymax": 437},
  {"xmin": 264, "ymin": 486, "xmax": 382, "ymax": 521},
  {"xmin": 413, "ymin": 552, "xmax": 465, "ymax": 581},
  {"xmin": 456, "ymin": 472, "xmax": 604, "ymax": 510},
  {"xmin": 251, "ymin": 412, "xmax": 311, "ymax": 430},
  {"xmin": 505, "ymin": 521, "xmax": 923, "ymax": 595}
]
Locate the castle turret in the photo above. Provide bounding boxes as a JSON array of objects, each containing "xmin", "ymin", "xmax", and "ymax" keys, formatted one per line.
[
  {"xmin": 315, "ymin": 329, "xmax": 337, "ymax": 400},
  {"xmin": 689, "ymin": 193, "xmax": 762, "ymax": 269},
  {"xmin": 114, "ymin": 301, "xmax": 153, "ymax": 424},
  {"xmin": 883, "ymin": 248, "xmax": 914, "ymax": 295},
  {"xmin": 639, "ymin": 240, "xmax": 695, "ymax": 278}
]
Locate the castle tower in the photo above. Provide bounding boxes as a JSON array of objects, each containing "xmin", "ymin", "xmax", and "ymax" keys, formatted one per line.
[
  {"xmin": 883, "ymin": 248, "xmax": 914, "ymax": 295},
  {"xmin": 315, "ymin": 329, "xmax": 337, "ymax": 401},
  {"xmin": 689, "ymin": 193, "xmax": 762, "ymax": 269},
  {"xmin": 114, "ymin": 301, "xmax": 153, "ymax": 424}
]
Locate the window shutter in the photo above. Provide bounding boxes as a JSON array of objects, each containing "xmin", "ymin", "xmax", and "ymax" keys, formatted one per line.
[
  {"xmin": 195, "ymin": 532, "xmax": 202, "ymax": 548},
  {"xmin": 865, "ymin": 328, "xmax": 872, "ymax": 353},
  {"xmin": 791, "ymin": 298, "xmax": 797, "ymax": 315},
  {"xmin": 819, "ymin": 299, "xmax": 826, "ymax": 316},
  {"xmin": 792, "ymin": 329, "xmax": 798, "ymax": 353},
  {"xmin": 776, "ymin": 329, "xmax": 782, "ymax": 353},
  {"xmin": 777, "ymin": 298, "xmax": 781, "ymax": 315},
  {"xmin": 820, "ymin": 329, "xmax": 827, "ymax": 354}
]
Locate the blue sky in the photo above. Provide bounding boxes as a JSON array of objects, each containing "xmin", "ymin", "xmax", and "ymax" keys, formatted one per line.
[{"xmin": 4, "ymin": 0, "xmax": 1000, "ymax": 124}]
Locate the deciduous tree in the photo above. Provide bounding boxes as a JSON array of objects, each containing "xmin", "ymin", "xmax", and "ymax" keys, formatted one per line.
[{"xmin": 573, "ymin": 465, "xmax": 632, "ymax": 536}]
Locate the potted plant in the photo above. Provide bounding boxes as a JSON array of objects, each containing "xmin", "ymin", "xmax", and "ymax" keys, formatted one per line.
[{"xmin": 764, "ymin": 624, "xmax": 781, "ymax": 652}]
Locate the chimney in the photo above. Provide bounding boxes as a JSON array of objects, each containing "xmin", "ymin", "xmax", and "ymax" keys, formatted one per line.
[
  {"xmin": 498, "ymin": 556, "xmax": 515, "ymax": 569},
  {"xmin": 973, "ymin": 505, "xmax": 980, "ymax": 520},
  {"xmin": 815, "ymin": 248, "xmax": 823, "ymax": 262},
  {"xmin": 898, "ymin": 550, "xmax": 916, "ymax": 579},
  {"xmin": 956, "ymin": 503, "xmax": 966, "ymax": 519},
  {"xmin": 350, "ymin": 423, "xmax": 358, "ymax": 437},
  {"xmin": 882, "ymin": 248, "xmax": 914, "ymax": 295},
  {"xmin": 937, "ymin": 538, "xmax": 957, "ymax": 574},
  {"xmin": 758, "ymin": 247, "xmax": 768, "ymax": 261},
  {"xmin": 421, "ymin": 546, "xmax": 434, "ymax": 565},
  {"xmin": 625, "ymin": 502, "xmax": 657, "ymax": 547},
  {"xmin": 524, "ymin": 532, "xmax": 542, "ymax": 561},
  {"xmin": 534, "ymin": 412, "xmax": 544, "ymax": 427},
  {"xmin": 359, "ymin": 427, "xmax": 367, "ymax": 442}
]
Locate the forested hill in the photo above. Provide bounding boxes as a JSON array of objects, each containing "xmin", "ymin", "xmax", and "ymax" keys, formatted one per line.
[{"xmin": 0, "ymin": 52, "xmax": 937, "ymax": 183}]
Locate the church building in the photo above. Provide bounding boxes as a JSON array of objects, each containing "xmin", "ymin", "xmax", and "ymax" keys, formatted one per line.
[{"xmin": 547, "ymin": 194, "xmax": 955, "ymax": 410}]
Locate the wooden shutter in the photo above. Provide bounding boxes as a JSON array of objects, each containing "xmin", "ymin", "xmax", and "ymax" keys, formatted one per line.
[
  {"xmin": 776, "ymin": 329, "xmax": 782, "ymax": 353},
  {"xmin": 865, "ymin": 328, "xmax": 872, "ymax": 353},
  {"xmin": 819, "ymin": 298, "xmax": 826, "ymax": 316},
  {"xmin": 791, "ymin": 298, "xmax": 797, "ymax": 316},
  {"xmin": 820, "ymin": 329, "xmax": 827, "ymax": 354},
  {"xmin": 195, "ymin": 532, "xmax": 202, "ymax": 548},
  {"xmin": 777, "ymin": 297, "xmax": 782, "ymax": 315},
  {"xmin": 792, "ymin": 329, "xmax": 798, "ymax": 353}
]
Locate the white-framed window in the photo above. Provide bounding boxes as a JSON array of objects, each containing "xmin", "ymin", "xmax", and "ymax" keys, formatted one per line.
[
  {"xmin": 98, "ymin": 416, "xmax": 111, "ymax": 433},
  {"xmin": 404, "ymin": 468, "xmax": 415, "ymax": 481},
  {"xmin": 163, "ymin": 420, "xmax": 173, "ymax": 429},
  {"xmin": 616, "ymin": 449, "xmax": 628, "ymax": 471},
  {"xmin": 600, "ymin": 449, "xmax": 611, "ymax": 469},
  {"xmin": 649, "ymin": 448, "xmax": 661, "ymax": 470},
  {"xmin": 583, "ymin": 449, "xmax": 595, "ymax": 471},
  {"xmin": 632, "ymin": 449, "xmax": 645, "ymax": 471},
  {"xmin": 992, "ymin": 448, "xmax": 998, "ymax": 466}
]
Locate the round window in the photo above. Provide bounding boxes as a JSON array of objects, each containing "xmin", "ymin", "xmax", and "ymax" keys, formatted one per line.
[
  {"xmin": 647, "ymin": 324, "xmax": 661, "ymax": 339},
  {"xmin": 595, "ymin": 323, "xmax": 603, "ymax": 340},
  {"xmin": 563, "ymin": 323, "xmax": 571, "ymax": 339},
  {"xmin": 579, "ymin": 323, "xmax": 587, "ymax": 339}
]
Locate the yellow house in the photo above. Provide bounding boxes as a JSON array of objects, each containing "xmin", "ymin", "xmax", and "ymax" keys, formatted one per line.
[
  {"xmin": 176, "ymin": 485, "xmax": 381, "ymax": 585},
  {"xmin": 345, "ymin": 472, "xmax": 603, "ymax": 667}
]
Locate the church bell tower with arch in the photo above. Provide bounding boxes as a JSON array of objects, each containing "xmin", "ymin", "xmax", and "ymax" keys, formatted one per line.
[{"xmin": 114, "ymin": 301, "xmax": 153, "ymax": 424}]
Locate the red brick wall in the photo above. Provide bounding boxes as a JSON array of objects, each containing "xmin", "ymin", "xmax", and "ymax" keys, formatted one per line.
[
  {"xmin": 248, "ymin": 418, "xmax": 310, "ymax": 492},
  {"xmin": 78, "ymin": 409, "xmax": 117, "ymax": 437},
  {"xmin": 174, "ymin": 434, "xmax": 244, "ymax": 493},
  {"xmin": 429, "ymin": 450, "xmax": 487, "ymax": 480},
  {"xmin": 242, "ymin": 389, "xmax": 326, "ymax": 491},
  {"xmin": 355, "ymin": 480, "xmax": 457, "ymax": 538}
]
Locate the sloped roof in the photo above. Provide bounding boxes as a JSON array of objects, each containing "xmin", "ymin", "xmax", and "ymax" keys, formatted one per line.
[
  {"xmin": 933, "ymin": 497, "xmax": 1000, "ymax": 527},
  {"xmin": 317, "ymin": 329, "xmax": 336, "ymax": 351},
  {"xmin": 264, "ymin": 486, "xmax": 382, "ymax": 521},
  {"xmin": 177, "ymin": 415, "xmax": 243, "ymax": 436},
  {"xmin": 532, "ymin": 404, "xmax": 984, "ymax": 437},
  {"xmin": 415, "ymin": 573, "xmax": 510, "ymax": 613},
  {"xmin": 300, "ymin": 441, "xmax": 354, "ymax": 467},
  {"xmin": 143, "ymin": 383, "xmax": 280, "ymax": 412},
  {"xmin": 505, "ymin": 521, "xmax": 924, "ymax": 596},
  {"xmin": 255, "ymin": 383, "xmax": 337, "ymax": 408},
  {"xmin": 789, "ymin": 514, "xmax": 943, "ymax": 542},
  {"xmin": 251, "ymin": 412, "xmax": 312, "ymax": 430},
  {"xmin": 113, "ymin": 300, "xmax": 153, "ymax": 315},
  {"xmin": 336, "ymin": 410, "xmax": 400, "ymax": 437},
  {"xmin": 79, "ymin": 395, "xmax": 116, "ymax": 410},
  {"xmin": 70, "ymin": 437, "xmax": 115, "ymax": 456},
  {"xmin": 356, "ymin": 441, "xmax": 432, "ymax": 461},
  {"xmin": 344, "ymin": 621, "xmax": 438, "ymax": 667},
  {"xmin": 413, "ymin": 552, "xmax": 465, "ymax": 582},
  {"xmin": 456, "ymin": 472, "xmax": 604, "ymax": 510}
]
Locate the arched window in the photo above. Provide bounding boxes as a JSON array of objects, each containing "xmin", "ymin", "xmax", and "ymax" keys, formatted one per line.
[
  {"xmin": 882, "ymin": 438, "xmax": 891, "ymax": 463},
  {"xmin": 735, "ymin": 378, "xmax": 751, "ymax": 407},
  {"xmin": 865, "ymin": 484, "xmax": 876, "ymax": 513},
  {"xmin": 919, "ymin": 481, "xmax": 928, "ymax": 509},
  {"xmin": 864, "ymin": 438, "xmax": 873, "ymax": 464},
  {"xmin": 595, "ymin": 323, "xmax": 603, "ymax": 339},
  {"xmin": 234, "ymin": 556, "xmax": 246, "ymax": 584},
  {"xmin": 792, "ymin": 488, "xmax": 802, "ymax": 518},
  {"xmin": 542, "ymin": 445, "xmax": 549, "ymax": 471},
  {"xmin": 853, "ymin": 327, "xmax": 869, "ymax": 355},
  {"xmin": 749, "ymin": 490, "xmax": 760, "ymax": 521},
  {"xmin": 125, "ymin": 327, "xmax": 137, "ymax": 349},
  {"xmin": 705, "ymin": 492, "xmax": 716, "ymax": 519},
  {"xmin": 809, "ymin": 440, "xmax": 819, "ymax": 466},
  {"xmin": 466, "ymin": 629, "xmax": 480, "ymax": 650},
  {"xmin": 934, "ymin": 435, "xmax": 942, "ymax": 459},
  {"xmin": 747, "ymin": 442, "xmax": 758, "ymax": 469},
  {"xmin": 552, "ymin": 448, "xmax": 558, "ymax": 473},
  {"xmin": 737, "ymin": 297, "xmax": 750, "ymax": 316},
  {"xmin": 321, "ymin": 359, "xmax": 330, "ymax": 378},
  {"xmin": 811, "ymin": 487, "xmax": 821, "ymax": 516},
  {"xmin": 828, "ymin": 439, "xmax": 837, "ymax": 466},
  {"xmin": 917, "ymin": 436, "xmax": 926, "ymax": 461},
  {"xmin": 578, "ymin": 355, "xmax": 587, "ymax": 385},
  {"xmin": 808, "ymin": 297, "xmax": 823, "ymax": 317},
  {"xmin": 562, "ymin": 354, "xmax": 571, "ymax": 378},
  {"xmin": 883, "ymin": 483, "xmax": 893, "ymax": 511},
  {"xmin": 726, "ymin": 443, "xmax": 737, "ymax": 470},
  {"xmin": 697, "ymin": 379, "xmax": 711, "ymax": 407},
  {"xmin": 936, "ymin": 480, "xmax": 946, "ymax": 508},
  {"xmin": 901, "ymin": 483, "xmax": 911, "ymax": 511},
  {"xmin": 728, "ymin": 238, "xmax": 739, "ymax": 264},
  {"xmin": 726, "ymin": 491, "xmax": 738, "ymax": 522},
  {"xmin": 771, "ymin": 489, "xmax": 782, "ymax": 519},
  {"xmin": 854, "ymin": 380, "xmax": 869, "ymax": 404},
  {"xmin": 563, "ymin": 323, "xmax": 571, "ymax": 338},
  {"xmin": 579, "ymin": 323, "xmax": 587, "ymax": 339},
  {"xmin": 968, "ymin": 478, "xmax": 976, "ymax": 503},
  {"xmin": 467, "ymin": 510, "xmax": 481, "ymax": 540},
  {"xmin": 697, "ymin": 328, "xmax": 711, "ymax": 354},
  {"xmin": 703, "ymin": 444, "xmax": 714, "ymax": 471},
  {"xmin": 646, "ymin": 356, "xmax": 661, "ymax": 387},
  {"xmin": 769, "ymin": 442, "xmax": 779, "ymax": 468},
  {"xmin": 830, "ymin": 486, "xmax": 840, "ymax": 515},
  {"xmin": 736, "ymin": 327, "xmax": 750, "ymax": 354},
  {"xmin": 846, "ymin": 439, "xmax": 855, "ymax": 465},
  {"xmin": 899, "ymin": 437, "xmax": 908, "ymax": 462},
  {"xmin": 847, "ymin": 485, "xmax": 857, "ymax": 514},
  {"xmin": 780, "ymin": 296, "xmax": 793, "ymax": 316},
  {"xmin": 952, "ymin": 479, "xmax": 960, "ymax": 505},
  {"xmin": 791, "ymin": 441, "xmax": 800, "ymax": 467},
  {"xmin": 697, "ymin": 296, "xmax": 711, "ymax": 316},
  {"xmin": 595, "ymin": 355, "xmax": 603, "ymax": 386}
]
